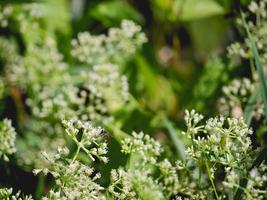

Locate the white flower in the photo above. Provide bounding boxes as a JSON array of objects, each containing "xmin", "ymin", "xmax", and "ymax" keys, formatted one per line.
[{"xmin": 0, "ymin": 119, "xmax": 16, "ymax": 161}]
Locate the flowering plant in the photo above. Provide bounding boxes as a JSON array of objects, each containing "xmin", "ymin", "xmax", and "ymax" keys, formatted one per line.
[{"xmin": 0, "ymin": 1, "xmax": 267, "ymax": 200}]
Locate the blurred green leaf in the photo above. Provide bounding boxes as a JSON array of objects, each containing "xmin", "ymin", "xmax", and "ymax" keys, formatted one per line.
[
  {"xmin": 38, "ymin": 0, "xmax": 71, "ymax": 34},
  {"xmin": 151, "ymin": 0, "xmax": 225, "ymax": 23},
  {"xmin": 40, "ymin": 0, "xmax": 71, "ymax": 34},
  {"xmin": 189, "ymin": 57, "xmax": 227, "ymax": 113},
  {"xmin": 187, "ymin": 16, "xmax": 228, "ymax": 59},
  {"xmin": 135, "ymin": 54, "xmax": 177, "ymax": 115},
  {"xmin": 162, "ymin": 116, "xmax": 185, "ymax": 160},
  {"xmin": 39, "ymin": 0, "xmax": 71, "ymax": 57},
  {"xmin": 256, "ymin": 125, "xmax": 267, "ymax": 141},
  {"xmin": 178, "ymin": 0, "xmax": 225, "ymax": 21},
  {"xmin": 89, "ymin": 1, "xmax": 144, "ymax": 26},
  {"xmin": 240, "ymin": 0, "xmax": 252, "ymax": 4}
]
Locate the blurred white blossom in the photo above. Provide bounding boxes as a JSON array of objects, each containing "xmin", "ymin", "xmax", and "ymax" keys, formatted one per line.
[
  {"xmin": 71, "ymin": 20, "xmax": 147, "ymax": 65},
  {"xmin": 0, "ymin": 119, "xmax": 16, "ymax": 161}
]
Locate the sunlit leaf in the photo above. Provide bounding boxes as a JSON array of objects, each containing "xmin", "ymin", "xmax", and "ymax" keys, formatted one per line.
[
  {"xmin": 178, "ymin": 0, "xmax": 225, "ymax": 21},
  {"xmin": 89, "ymin": 1, "xmax": 144, "ymax": 26}
]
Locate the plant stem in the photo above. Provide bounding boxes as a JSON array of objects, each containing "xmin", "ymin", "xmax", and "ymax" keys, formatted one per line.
[
  {"xmin": 162, "ymin": 116, "xmax": 185, "ymax": 160},
  {"xmin": 205, "ymin": 159, "xmax": 219, "ymax": 200},
  {"xmin": 35, "ymin": 174, "xmax": 45, "ymax": 200},
  {"xmin": 71, "ymin": 145, "xmax": 81, "ymax": 164}
]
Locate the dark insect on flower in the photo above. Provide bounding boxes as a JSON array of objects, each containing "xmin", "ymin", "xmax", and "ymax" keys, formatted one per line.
[{"xmin": 100, "ymin": 129, "xmax": 111, "ymax": 139}]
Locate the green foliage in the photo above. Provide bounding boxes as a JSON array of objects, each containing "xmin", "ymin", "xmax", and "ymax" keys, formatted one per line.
[
  {"xmin": 178, "ymin": 0, "xmax": 225, "ymax": 21},
  {"xmin": 89, "ymin": 0, "xmax": 144, "ymax": 26}
]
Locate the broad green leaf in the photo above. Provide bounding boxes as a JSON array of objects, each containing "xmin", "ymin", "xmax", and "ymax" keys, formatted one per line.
[
  {"xmin": 39, "ymin": 0, "xmax": 71, "ymax": 34},
  {"xmin": 188, "ymin": 17, "xmax": 228, "ymax": 59},
  {"xmin": 39, "ymin": 0, "xmax": 71, "ymax": 57},
  {"xmin": 89, "ymin": 1, "xmax": 144, "ymax": 26},
  {"xmin": 151, "ymin": 0, "xmax": 225, "ymax": 23},
  {"xmin": 135, "ymin": 54, "xmax": 177, "ymax": 115},
  {"xmin": 178, "ymin": 0, "xmax": 225, "ymax": 21}
]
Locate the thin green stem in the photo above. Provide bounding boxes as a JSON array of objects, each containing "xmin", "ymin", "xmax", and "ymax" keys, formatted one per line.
[
  {"xmin": 205, "ymin": 159, "xmax": 219, "ymax": 200},
  {"xmin": 71, "ymin": 145, "xmax": 81, "ymax": 164}
]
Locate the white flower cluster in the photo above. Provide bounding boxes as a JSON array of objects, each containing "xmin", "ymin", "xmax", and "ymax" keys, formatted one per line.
[
  {"xmin": 217, "ymin": 78, "xmax": 262, "ymax": 118},
  {"xmin": 109, "ymin": 168, "xmax": 136, "ymax": 199},
  {"xmin": 109, "ymin": 168, "xmax": 164, "ymax": 200},
  {"xmin": 39, "ymin": 159, "xmax": 104, "ymax": 200},
  {"xmin": 223, "ymin": 163, "xmax": 267, "ymax": 200},
  {"xmin": 221, "ymin": 0, "xmax": 267, "ymax": 123},
  {"xmin": 62, "ymin": 118, "xmax": 108, "ymax": 163},
  {"xmin": 0, "ymin": 3, "xmax": 42, "ymax": 33},
  {"xmin": 227, "ymin": 0, "xmax": 267, "ymax": 64},
  {"xmin": 184, "ymin": 110, "xmax": 252, "ymax": 166},
  {"xmin": 34, "ymin": 119, "xmax": 108, "ymax": 200},
  {"xmin": 247, "ymin": 165, "xmax": 267, "ymax": 199},
  {"xmin": 111, "ymin": 128, "xmax": 213, "ymax": 199},
  {"xmin": 0, "ymin": 187, "xmax": 33, "ymax": 200},
  {"xmin": 122, "ymin": 131, "xmax": 162, "ymax": 164},
  {"xmin": 71, "ymin": 20, "xmax": 147, "ymax": 65},
  {"xmin": 34, "ymin": 120, "xmax": 167, "ymax": 200},
  {"xmin": 0, "ymin": 5, "xmax": 13, "ymax": 27},
  {"xmin": 0, "ymin": 38, "xmax": 18, "ymax": 66},
  {"xmin": 181, "ymin": 110, "xmax": 267, "ymax": 199},
  {"xmin": 157, "ymin": 159, "xmax": 180, "ymax": 195},
  {"xmin": 26, "ymin": 63, "xmax": 128, "ymax": 124},
  {"xmin": 0, "ymin": 119, "xmax": 16, "ymax": 161},
  {"xmin": 24, "ymin": 111, "xmax": 266, "ymax": 199},
  {"xmin": 82, "ymin": 64, "xmax": 129, "ymax": 112},
  {"xmin": 8, "ymin": 38, "xmax": 69, "ymax": 90},
  {"xmin": 4, "ymin": 20, "xmax": 133, "ymax": 169},
  {"xmin": 111, "ymin": 132, "xmax": 175, "ymax": 199},
  {"xmin": 5, "ymin": 38, "xmax": 70, "ymax": 168}
]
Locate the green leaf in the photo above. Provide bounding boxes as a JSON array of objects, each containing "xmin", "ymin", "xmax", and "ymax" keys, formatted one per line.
[
  {"xmin": 188, "ymin": 17, "xmax": 228, "ymax": 59},
  {"xmin": 244, "ymin": 85, "xmax": 260, "ymax": 125},
  {"xmin": 39, "ymin": 0, "xmax": 71, "ymax": 34},
  {"xmin": 162, "ymin": 117, "xmax": 185, "ymax": 160},
  {"xmin": 178, "ymin": 0, "xmax": 225, "ymax": 21},
  {"xmin": 135, "ymin": 53, "xmax": 177, "ymax": 115},
  {"xmin": 240, "ymin": 0, "xmax": 253, "ymax": 4},
  {"xmin": 89, "ymin": 1, "xmax": 144, "ymax": 26}
]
